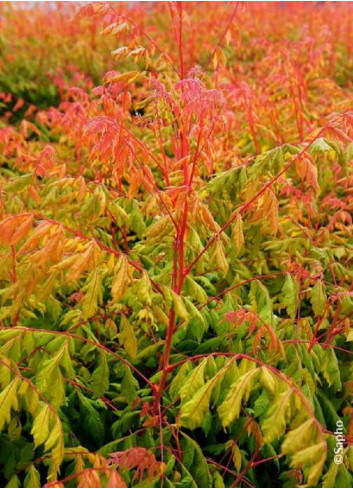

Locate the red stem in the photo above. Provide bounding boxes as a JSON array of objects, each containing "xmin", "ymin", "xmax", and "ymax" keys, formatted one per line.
[
  {"xmin": 177, "ymin": 2, "xmax": 185, "ymax": 78},
  {"xmin": 184, "ymin": 113, "xmax": 347, "ymax": 277},
  {"xmin": 7, "ymin": 326, "xmax": 156, "ymax": 391},
  {"xmin": 205, "ymin": 3, "xmax": 239, "ymax": 70}
]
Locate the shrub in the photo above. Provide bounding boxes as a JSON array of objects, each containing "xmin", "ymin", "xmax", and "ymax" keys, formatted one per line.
[{"xmin": 0, "ymin": 2, "xmax": 352, "ymax": 488}]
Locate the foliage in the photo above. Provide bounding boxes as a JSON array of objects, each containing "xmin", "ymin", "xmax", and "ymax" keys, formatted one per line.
[{"xmin": 0, "ymin": 2, "xmax": 352, "ymax": 488}]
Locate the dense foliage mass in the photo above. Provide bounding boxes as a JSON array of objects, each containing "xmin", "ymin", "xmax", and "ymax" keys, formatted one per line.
[{"xmin": 0, "ymin": 2, "xmax": 352, "ymax": 488}]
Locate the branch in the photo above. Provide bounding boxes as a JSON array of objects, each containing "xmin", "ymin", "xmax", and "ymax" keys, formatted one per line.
[{"xmin": 184, "ymin": 113, "xmax": 347, "ymax": 276}]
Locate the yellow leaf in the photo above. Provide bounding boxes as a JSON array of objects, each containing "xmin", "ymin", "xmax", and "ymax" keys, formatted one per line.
[
  {"xmin": 0, "ymin": 377, "xmax": 20, "ymax": 431},
  {"xmin": 24, "ymin": 464, "xmax": 41, "ymax": 488},
  {"xmin": 180, "ymin": 378, "xmax": 216, "ymax": 429},
  {"xmin": 180, "ymin": 359, "xmax": 207, "ymax": 403},
  {"xmin": 232, "ymin": 214, "xmax": 244, "ymax": 253},
  {"xmin": 136, "ymin": 272, "xmax": 152, "ymax": 306},
  {"xmin": 46, "ymin": 412, "xmax": 65, "ymax": 481},
  {"xmin": 110, "ymin": 46, "xmax": 129, "ymax": 60},
  {"xmin": 170, "ymin": 289, "xmax": 189, "ymax": 322},
  {"xmin": 102, "ymin": 22, "xmax": 129, "ymax": 36},
  {"xmin": 106, "ymin": 70, "xmax": 143, "ymax": 85},
  {"xmin": 262, "ymin": 189, "xmax": 278, "ymax": 234},
  {"xmin": 81, "ymin": 269, "xmax": 102, "ymax": 319},
  {"xmin": 31, "ymin": 404, "xmax": 50, "ymax": 447},
  {"xmin": 232, "ymin": 444, "xmax": 242, "ymax": 471},
  {"xmin": 260, "ymin": 367, "xmax": 278, "ymax": 394},
  {"xmin": 262, "ymin": 390, "xmax": 292, "ymax": 443},
  {"xmin": 217, "ymin": 368, "xmax": 259, "ymax": 428},
  {"xmin": 282, "ymin": 419, "xmax": 316, "ymax": 455},
  {"xmin": 291, "ymin": 442, "xmax": 326, "ymax": 487},
  {"xmin": 118, "ymin": 315, "xmax": 137, "ymax": 358},
  {"xmin": 111, "ymin": 255, "xmax": 131, "ymax": 302},
  {"xmin": 180, "ymin": 361, "xmax": 231, "ymax": 429},
  {"xmin": 211, "ymin": 239, "xmax": 229, "ymax": 276}
]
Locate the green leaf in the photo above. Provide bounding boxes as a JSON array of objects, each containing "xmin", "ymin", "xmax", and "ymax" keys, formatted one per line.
[
  {"xmin": 323, "ymin": 461, "xmax": 339, "ymax": 488},
  {"xmin": 180, "ymin": 360, "xmax": 207, "ymax": 403},
  {"xmin": 130, "ymin": 200, "xmax": 146, "ymax": 238},
  {"xmin": 180, "ymin": 432, "xmax": 212, "ymax": 487},
  {"xmin": 250, "ymin": 144, "xmax": 299, "ymax": 178},
  {"xmin": 281, "ymin": 274, "xmax": 299, "ymax": 319},
  {"xmin": 249, "ymin": 280, "xmax": 274, "ymax": 324},
  {"xmin": 24, "ymin": 464, "xmax": 40, "ymax": 488},
  {"xmin": 310, "ymin": 280, "xmax": 327, "ymax": 316},
  {"xmin": 121, "ymin": 366, "xmax": 139, "ymax": 404},
  {"xmin": 335, "ymin": 464, "xmax": 353, "ymax": 488},
  {"xmin": 184, "ymin": 276, "xmax": 208, "ymax": 303},
  {"xmin": 31, "ymin": 406, "xmax": 64, "ymax": 480},
  {"xmin": 91, "ymin": 352, "xmax": 109, "ymax": 398},
  {"xmin": 213, "ymin": 471, "xmax": 225, "ymax": 488},
  {"xmin": 169, "ymin": 363, "xmax": 192, "ymax": 401},
  {"xmin": 322, "ymin": 348, "xmax": 342, "ymax": 390},
  {"xmin": 36, "ymin": 343, "xmax": 68, "ymax": 408},
  {"xmin": 309, "ymin": 138, "xmax": 334, "ymax": 157},
  {"xmin": 6, "ymin": 475, "xmax": 20, "ymax": 488},
  {"xmin": 78, "ymin": 392, "xmax": 105, "ymax": 445}
]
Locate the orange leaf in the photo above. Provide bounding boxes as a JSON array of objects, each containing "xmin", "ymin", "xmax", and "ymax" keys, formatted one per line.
[{"xmin": 107, "ymin": 470, "xmax": 127, "ymax": 488}]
